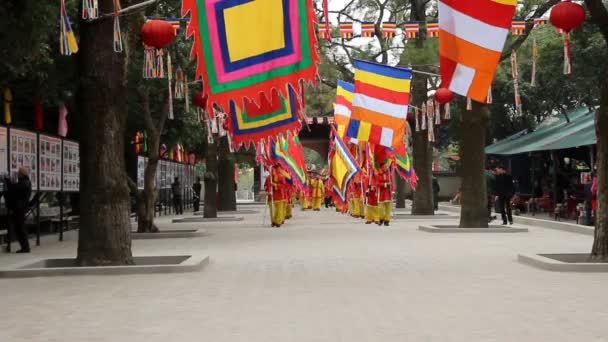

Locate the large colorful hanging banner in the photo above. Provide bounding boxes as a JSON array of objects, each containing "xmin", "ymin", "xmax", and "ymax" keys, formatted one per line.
[
  {"xmin": 438, "ymin": 0, "xmax": 516, "ymax": 102},
  {"xmin": 182, "ymin": 0, "xmax": 319, "ymax": 111},
  {"xmin": 226, "ymin": 85, "xmax": 302, "ymax": 148},
  {"xmin": 270, "ymin": 135, "xmax": 307, "ymax": 189}
]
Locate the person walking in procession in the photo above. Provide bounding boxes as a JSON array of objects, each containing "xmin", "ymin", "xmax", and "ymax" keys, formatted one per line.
[
  {"xmin": 377, "ymin": 163, "xmax": 392, "ymax": 226},
  {"xmin": 494, "ymin": 165, "xmax": 514, "ymax": 225},
  {"xmin": 265, "ymin": 164, "xmax": 287, "ymax": 227},
  {"xmin": 5, "ymin": 167, "xmax": 32, "ymax": 253},
  {"xmin": 311, "ymin": 173, "xmax": 325, "ymax": 211},
  {"xmin": 171, "ymin": 177, "xmax": 183, "ymax": 215},
  {"xmin": 192, "ymin": 177, "xmax": 202, "ymax": 213}
]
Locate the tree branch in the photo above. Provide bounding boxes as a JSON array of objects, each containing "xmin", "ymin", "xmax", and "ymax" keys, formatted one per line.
[
  {"xmin": 499, "ymin": 0, "xmax": 561, "ymax": 62},
  {"xmin": 99, "ymin": 0, "xmax": 161, "ymax": 19}
]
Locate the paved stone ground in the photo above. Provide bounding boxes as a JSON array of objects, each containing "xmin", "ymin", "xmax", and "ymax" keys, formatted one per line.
[{"xmin": 1, "ymin": 205, "xmax": 608, "ymax": 342}]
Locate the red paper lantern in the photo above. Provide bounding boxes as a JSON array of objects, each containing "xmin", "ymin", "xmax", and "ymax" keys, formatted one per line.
[
  {"xmin": 193, "ymin": 91, "xmax": 208, "ymax": 108},
  {"xmin": 141, "ymin": 20, "xmax": 176, "ymax": 49},
  {"xmin": 549, "ymin": 1, "xmax": 586, "ymax": 32},
  {"xmin": 434, "ymin": 88, "xmax": 454, "ymax": 104}
]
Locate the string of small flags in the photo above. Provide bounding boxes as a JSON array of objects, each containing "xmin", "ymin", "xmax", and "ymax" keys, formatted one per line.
[
  {"xmin": 318, "ymin": 18, "xmax": 549, "ymax": 40},
  {"xmin": 167, "ymin": 53, "xmax": 174, "ymax": 119}
]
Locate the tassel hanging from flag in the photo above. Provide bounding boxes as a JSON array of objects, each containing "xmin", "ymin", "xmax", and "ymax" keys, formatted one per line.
[
  {"xmin": 60, "ymin": 0, "xmax": 79, "ymax": 56},
  {"xmin": 511, "ymin": 50, "xmax": 523, "ymax": 115},
  {"xmin": 184, "ymin": 76, "xmax": 190, "ymax": 113},
  {"xmin": 82, "ymin": 0, "xmax": 99, "ymax": 20},
  {"xmin": 174, "ymin": 67, "xmax": 185, "ymax": 99},
  {"xmin": 143, "ymin": 46, "xmax": 157, "ymax": 78},
  {"xmin": 466, "ymin": 98, "xmax": 472, "ymax": 111},
  {"xmin": 113, "ymin": 0, "xmax": 123, "ymax": 52},
  {"xmin": 421, "ymin": 103, "xmax": 427, "ymax": 130},
  {"xmin": 167, "ymin": 53, "xmax": 174, "ymax": 119},
  {"xmin": 427, "ymin": 108, "xmax": 435, "ymax": 142},
  {"xmin": 444, "ymin": 103, "xmax": 451, "ymax": 120},
  {"xmin": 415, "ymin": 107, "xmax": 420, "ymax": 132},
  {"xmin": 3, "ymin": 88, "xmax": 12, "ymax": 125},
  {"xmin": 562, "ymin": 32, "xmax": 572, "ymax": 75},
  {"xmin": 434, "ymin": 101, "xmax": 441, "ymax": 125},
  {"xmin": 531, "ymin": 38, "xmax": 538, "ymax": 86},
  {"xmin": 486, "ymin": 86, "xmax": 493, "ymax": 104}
]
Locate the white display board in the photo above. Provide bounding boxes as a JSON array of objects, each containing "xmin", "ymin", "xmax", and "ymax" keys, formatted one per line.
[
  {"xmin": 39, "ymin": 135, "xmax": 62, "ymax": 191},
  {"xmin": 62, "ymin": 140, "xmax": 80, "ymax": 192},
  {"xmin": 10, "ymin": 129, "xmax": 38, "ymax": 189}
]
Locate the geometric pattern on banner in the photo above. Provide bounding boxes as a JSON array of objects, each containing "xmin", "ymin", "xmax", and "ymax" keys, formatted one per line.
[
  {"xmin": 330, "ymin": 127, "xmax": 361, "ymax": 205},
  {"xmin": 226, "ymin": 85, "xmax": 302, "ymax": 148},
  {"xmin": 182, "ymin": 0, "xmax": 319, "ymax": 112}
]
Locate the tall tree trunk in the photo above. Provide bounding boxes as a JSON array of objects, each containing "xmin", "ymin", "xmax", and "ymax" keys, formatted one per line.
[
  {"xmin": 217, "ymin": 136, "xmax": 237, "ymax": 211},
  {"xmin": 204, "ymin": 139, "xmax": 218, "ymax": 218},
  {"xmin": 585, "ymin": 0, "xmax": 608, "ymax": 260},
  {"xmin": 459, "ymin": 101, "xmax": 489, "ymax": 228},
  {"xmin": 76, "ymin": 1, "xmax": 135, "ymax": 266},
  {"xmin": 134, "ymin": 89, "xmax": 168, "ymax": 233},
  {"xmin": 591, "ymin": 67, "xmax": 608, "ymax": 259},
  {"xmin": 395, "ymin": 171, "xmax": 407, "ymax": 208},
  {"xmin": 410, "ymin": 72, "xmax": 434, "ymax": 215}
]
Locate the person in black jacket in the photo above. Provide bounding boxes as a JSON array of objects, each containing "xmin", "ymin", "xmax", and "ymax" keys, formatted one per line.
[
  {"xmin": 493, "ymin": 165, "xmax": 514, "ymax": 225},
  {"xmin": 5, "ymin": 167, "xmax": 32, "ymax": 253},
  {"xmin": 192, "ymin": 177, "xmax": 202, "ymax": 212},
  {"xmin": 432, "ymin": 177, "xmax": 440, "ymax": 210},
  {"xmin": 171, "ymin": 177, "xmax": 183, "ymax": 215}
]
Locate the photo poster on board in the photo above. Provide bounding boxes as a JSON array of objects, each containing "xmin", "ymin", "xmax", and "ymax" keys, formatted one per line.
[
  {"xmin": 10, "ymin": 129, "xmax": 38, "ymax": 189},
  {"xmin": 62, "ymin": 140, "xmax": 80, "ymax": 192},
  {"xmin": 39, "ymin": 135, "xmax": 62, "ymax": 191},
  {"xmin": 137, "ymin": 156, "xmax": 147, "ymax": 190}
]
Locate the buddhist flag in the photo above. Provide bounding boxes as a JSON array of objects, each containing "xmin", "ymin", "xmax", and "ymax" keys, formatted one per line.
[
  {"xmin": 348, "ymin": 60, "xmax": 412, "ymax": 149},
  {"xmin": 361, "ymin": 22, "xmax": 375, "ymax": 37},
  {"xmin": 511, "ymin": 19, "xmax": 526, "ymax": 35},
  {"xmin": 334, "ymin": 80, "xmax": 354, "ymax": 140},
  {"xmin": 404, "ymin": 22, "xmax": 420, "ymax": 39},
  {"xmin": 382, "ymin": 22, "xmax": 397, "ymax": 38},
  {"xmin": 318, "ymin": 22, "xmax": 331, "ymax": 39},
  {"xmin": 426, "ymin": 21, "xmax": 439, "ymax": 37},
  {"xmin": 339, "ymin": 23, "xmax": 353, "ymax": 38},
  {"xmin": 438, "ymin": 0, "xmax": 516, "ymax": 102}
]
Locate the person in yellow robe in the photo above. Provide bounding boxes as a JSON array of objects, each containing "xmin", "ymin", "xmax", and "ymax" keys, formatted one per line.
[{"xmin": 311, "ymin": 174, "xmax": 325, "ymax": 211}]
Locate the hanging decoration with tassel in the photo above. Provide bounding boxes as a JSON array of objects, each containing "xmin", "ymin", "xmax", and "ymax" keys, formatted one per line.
[
  {"xmin": 486, "ymin": 86, "xmax": 493, "ymax": 104},
  {"xmin": 141, "ymin": 20, "xmax": 176, "ymax": 78},
  {"xmin": 427, "ymin": 105, "xmax": 435, "ymax": 142},
  {"xmin": 421, "ymin": 103, "xmax": 427, "ymax": 130},
  {"xmin": 184, "ymin": 76, "xmax": 190, "ymax": 113},
  {"xmin": 82, "ymin": 0, "xmax": 99, "ymax": 20},
  {"xmin": 531, "ymin": 38, "xmax": 538, "ymax": 86},
  {"xmin": 174, "ymin": 67, "xmax": 185, "ymax": 99},
  {"xmin": 167, "ymin": 53, "xmax": 174, "ymax": 119},
  {"xmin": 466, "ymin": 98, "xmax": 472, "ymax": 111},
  {"xmin": 3, "ymin": 88, "xmax": 12, "ymax": 125},
  {"xmin": 444, "ymin": 103, "xmax": 451, "ymax": 120},
  {"xmin": 60, "ymin": 0, "xmax": 79, "ymax": 56},
  {"xmin": 549, "ymin": 0, "xmax": 585, "ymax": 75},
  {"xmin": 435, "ymin": 101, "xmax": 441, "ymax": 125},
  {"xmin": 511, "ymin": 50, "xmax": 523, "ymax": 115},
  {"xmin": 415, "ymin": 107, "xmax": 420, "ymax": 132},
  {"xmin": 113, "ymin": 0, "xmax": 123, "ymax": 53}
]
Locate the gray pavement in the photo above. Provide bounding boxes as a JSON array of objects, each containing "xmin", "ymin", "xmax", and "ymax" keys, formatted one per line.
[{"xmin": 1, "ymin": 205, "xmax": 607, "ymax": 342}]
